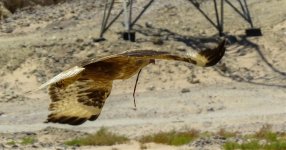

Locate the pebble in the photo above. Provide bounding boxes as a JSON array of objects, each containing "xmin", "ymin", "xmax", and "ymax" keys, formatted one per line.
[
  {"xmin": 23, "ymin": 131, "xmax": 36, "ymax": 136},
  {"xmin": 75, "ymin": 38, "xmax": 84, "ymax": 43},
  {"xmin": 147, "ymin": 86, "xmax": 155, "ymax": 91},
  {"xmin": 151, "ymin": 37, "xmax": 164, "ymax": 45},
  {"xmin": 2, "ymin": 27, "xmax": 14, "ymax": 33},
  {"xmin": 32, "ymin": 144, "xmax": 39, "ymax": 148},
  {"xmin": 181, "ymin": 88, "xmax": 190, "ymax": 93},
  {"xmin": 207, "ymin": 107, "xmax": 215, "ymax": 112},
  {"xmin": 176, "ymin": 46, "xmax": 186, "ymax": 52}
]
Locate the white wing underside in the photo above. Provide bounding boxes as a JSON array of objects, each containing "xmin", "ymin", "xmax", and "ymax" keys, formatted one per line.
[{"xmin": 37, "ymin": 66, "xmax": 85, "ymax": 90}]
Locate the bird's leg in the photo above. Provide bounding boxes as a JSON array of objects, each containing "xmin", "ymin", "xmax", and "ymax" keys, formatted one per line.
[{"xmin": 133, "ymin": 69, "xmax": 142, "ymax": 109}]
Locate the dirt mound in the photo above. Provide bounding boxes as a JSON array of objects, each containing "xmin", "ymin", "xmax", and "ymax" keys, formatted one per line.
[
  {"xmin": 1, "ymin": 0, "xmax": 65, "ymax": 12},
  {"xmin": 0, "ymin": 0, "xmax": 66, "ymax": 19}
]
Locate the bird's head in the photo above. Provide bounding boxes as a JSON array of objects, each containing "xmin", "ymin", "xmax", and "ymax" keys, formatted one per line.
[{"xmin": 149, "ymin": 59, "xmax": 155, "ymax": 64}]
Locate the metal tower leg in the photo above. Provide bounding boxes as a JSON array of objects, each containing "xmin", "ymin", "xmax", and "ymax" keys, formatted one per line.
[
  {"xmin": 189, "ymin": 0, "xmax": 224, "ymax": 36},
  {"xmin": 122, "ymin": 0, "xmax": 136, "ymax": 41},
  {"xmin": 225, "ymin": 0, "xmax": 262, "ymax": 36},
  {"xmin": 98, "ymin": 0, "xmax": 115, "ymax": 41}
]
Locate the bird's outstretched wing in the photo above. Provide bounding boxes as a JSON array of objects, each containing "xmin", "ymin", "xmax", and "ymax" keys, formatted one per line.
[
  {"xmin": 78, "ymin": 39, "xmax": 226, "ymax": 68},
  {"xmin": 120, "ymin": 39, "xmax": 226, "ymax": 67},
  {"xmin": 37, "ymin": 39, "xmax": 225, "ymax": 125},
  {"xmin": 46, "ymin": 77, "xmax": 112, "ymax": 125}
]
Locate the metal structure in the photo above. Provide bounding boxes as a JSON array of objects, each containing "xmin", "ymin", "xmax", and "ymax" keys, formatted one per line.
[
  {"xmin": 97, "ymin": 0, "xmax": 262, "ymax": 42},
  {"xmin": 189, "ymin": 0, "xmax": 262, "ymax": 36},
  {"xmin": 98, "ymin": 0, "xmax": 154, "ymax": 42}
]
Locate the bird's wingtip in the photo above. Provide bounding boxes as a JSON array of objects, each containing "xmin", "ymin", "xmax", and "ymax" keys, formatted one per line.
[{"xmin": 200, "ymin": 38, "xmax": 226, "ymax": 67}]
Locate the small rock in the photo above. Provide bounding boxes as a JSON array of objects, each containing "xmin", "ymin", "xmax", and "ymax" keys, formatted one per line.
[
  {"xmin": 32, "ymin": 143, "xmax": 40, "ymax": 148},
  {"xmin": 217, "ymin": 63, "xmax": 228, "ymax": 72},
  {"xmin": 75, "ymin": 38, "xmax": 84, "ymax": 43},
  {"xmin": 181, "ymin": 88, "xmax": 190, "ymax": 93},
  {"xmin": 87, "ymin": 53, "xmax": 95, "ymax": 58},
  {"xmin": 174, "ymin": 20, "xmax": 180, "ymax": 25},
  {"xmin": 235, "ymin": 138, "xmax": 244, "ymax": 145},
  {"xmin": 145, "ymin": 22, "xmax": 153, "ymax": 28},
  {"xmin": 259, "ymin": 139, "xmax": 267, "ymax": 146},
  {"xmin": 151, "ymin": 37, "xmax": 164, "ymax": 45},
  {"xmin": 246, "ymin": 75, "xmax": 254, "ymax": 81},
  {"xmin": 207, "ymin": 107, "xmax": 215, "ymax": 112},
  {"xmin": 189, "ymin": 79, "xmax": 200, "ymax": 84},
  {"xmin": 23, "ymin": 131, "xmax": 36, "ymax": 136},
  {"xmin": 38, "ymin": 142, "xmax": 50, "ymax": 147},
  {"xmin": 0, "ymin": 71, "xmax": 5, "ymax": 76},
  {"xmin": 55, "ymin": 146, "xmax": 65, "ymax": 150},
  {"xmin": 147, "ymin": 86, "xmax": 155, "ymax": 91},
  {"xmin": 2, "ymin": 27, "xmax": 14, "ymax": 33},
  {"xmin": 176, "ymin": 46, "xmax": 186, "ymax": 52},
  {"xmin": 22, "ymin": 22, "xmax": 30, "ymax": 27},
  {"xmin": 92, "ymin": 37, "xmax": 106, "ymax": 43}
]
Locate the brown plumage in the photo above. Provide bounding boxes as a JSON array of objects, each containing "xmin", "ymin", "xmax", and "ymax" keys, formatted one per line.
[{"xmin": 39, "ymin": 39, "xmax": 226, "ymax": 125}]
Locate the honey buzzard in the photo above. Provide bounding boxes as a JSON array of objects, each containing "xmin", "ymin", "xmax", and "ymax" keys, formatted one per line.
[{"xmin": 38, "ymin": 39, "xmax": 226, "ymax": 125}]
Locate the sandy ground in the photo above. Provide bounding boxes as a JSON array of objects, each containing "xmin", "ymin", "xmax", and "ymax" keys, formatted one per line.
[{"xmin": 0, "ymin": 0, "xmax": 285, "ymax": 149}]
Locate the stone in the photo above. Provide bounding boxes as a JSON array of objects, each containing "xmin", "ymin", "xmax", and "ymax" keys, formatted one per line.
[{"xmin": 181, "ymin": 88, "xmax": 190, "ymax": 93}]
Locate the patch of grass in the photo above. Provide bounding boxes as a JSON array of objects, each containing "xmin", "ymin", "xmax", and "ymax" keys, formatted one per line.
[
  {"xmin": 224, "ymin": 139, "xmax": 286, "ymax": 150},
  {"xmin": 265, "ymin": 140, "xmax": 286, "ymax": 150},
  {"xmin": 64, "ymin": 139, "xmax": 82, "ymax": 146},
  {"xmin": 224, "ymin": 140, "xmax": 260, "ymax": 150},
  {"xmin": 140, "ymin": 143, "xmax": 148, "ymax": 150},
  {"xmin": 20, "ymin": 136, "xmax": 36, "ymax": 145},
  {"xmin": 139, "ymin": 129, "xmax": 199, "ymax": 146},
  {"xmin": 65, "ymin": 127, "xmax": 129, "ymax": 146},
  {"xmin": 6, "ymin": 141, "xmax": 16, "ymax": 145},
  {"xmin": 217, "ymin": 129, "xmax": 238, "ymax": 138},
  {"xmin": 223, "ymin": 125, "xmax": 286, "ymax": 150},
  {"xmin": 254, "ymin": 125, "xmax": 278, "ymax": 141}
]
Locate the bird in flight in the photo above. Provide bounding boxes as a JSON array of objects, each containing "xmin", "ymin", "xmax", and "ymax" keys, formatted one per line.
[{"xmin": 38, "ymin": 39, "xmax": 226, "ymax": 125}]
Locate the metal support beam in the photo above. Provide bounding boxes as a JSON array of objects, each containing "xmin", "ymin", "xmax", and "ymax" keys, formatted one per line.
[
  {"xmin": 98, "ymin": 0, "xmax": 154, "ymax": 40},
  {"xmin": 188, "ymin": 0, "xmax": 217, "ymax": 30},
  {"xmin": 98, "ymin": 0, "xmax": 261, "ymax": 40},
  {"xmin": 242, "ymin": 0, "xmax": 254, "ymax": 28},
  {"xmin": 189, "ymin": 0, "xmax": 224, "ymax": 36},
  {"xmin": 220, "ymin": 0, "xmax": 224, "ymax": 36},
  {"xmin": 189, "ymin": 0, "xmax": 261, "ymax": 36},
  {"xmin": 224, "ymin": 0, "xmax": 253, "ymax": 27},
  {"xmin": 99, "ymin": 0, "xmax": 115, "ymax": 39},
  {"xmin": 123, "ymin": 0, "xmax": 130, "ymax": 31},
  {"xmin": 131, "ymin": 0, "xmax": 155, "ymax": 27}
]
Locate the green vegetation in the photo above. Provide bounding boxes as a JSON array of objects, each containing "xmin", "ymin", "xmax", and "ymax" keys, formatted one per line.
[
  {"xmin": 64, "ymin": 127, "xmax": 129, "ymax": 146},
  {"xmin": 223, "ymin": 125, "xmax": 286, "ymax": 150},
  {"xmin": 224, "ymin": 140, "xmax": 260, "ymax": 150},
  {"xmin": 254, "ymin": 125, "xmax": 279, "ymax": 141},
  {"xmin": 224, "ymin": 139, "xmax": 286, "ymax": 150},
  {"xmin": 20, "ymin": 136, "xmax": 36, "ymax": 145},
  {"xmin": 64, "ymin": 125, "xmax": 286, "ymax": 149},
  {"xmin": 139, "ymin": 129, "xmax": 199, "ymax": 146},
  {"xmin": 217, "ymin": 129, "xmax": 238, "ymax": 138},
  {"xmin": 6, "ymin": 140, "xmax": 16, "ymax": 145}
]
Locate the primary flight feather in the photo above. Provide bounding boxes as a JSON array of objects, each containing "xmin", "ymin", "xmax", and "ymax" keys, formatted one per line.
[{"xmin": 39, "ymin": 39, "xmax": 226, "ymax": 125}]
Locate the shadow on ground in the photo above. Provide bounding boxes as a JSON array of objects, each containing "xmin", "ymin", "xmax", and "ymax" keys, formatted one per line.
[{"xmin": 133, "ymin": 25, "xmax": 286, "ymax": 88}]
